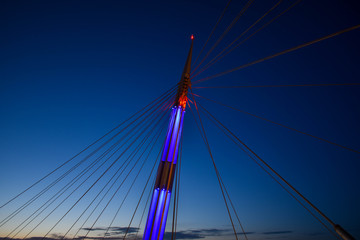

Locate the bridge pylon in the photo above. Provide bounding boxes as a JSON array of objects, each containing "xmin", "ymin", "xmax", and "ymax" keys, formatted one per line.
[{"xmin": 142, "ymin": 36, "xmax": 193, "ymax": 240}]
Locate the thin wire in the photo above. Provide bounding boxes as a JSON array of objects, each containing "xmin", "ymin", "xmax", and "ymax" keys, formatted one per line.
[
  {"xmin": 0, "ymin": 87, "xmax": 178, "ymax": 228},
  {"xmin": 192, "ymin": 0, "xmax": 233, "ymax": 67},
  {"xmin": 133, "ymin": 175, "xmax": 156, "ymax": 240},
  {"xmin": 151, "ymin": 100, "xmax": 185, "ymax": 240},
  {"xmin": 7, "ymin": 140, "xmax": 124, "ymax": 239},
  {"xmin": 191, "ymin": 0, "xmax": 255, "ymax": 75},
  {"xmin": 188, "ymin": 91, "xmax": 239, "ymax": 240},
  {"xmin": 192, "ymin": 0, "xmax": 284, "ymax": 78},
  {"xmin": 193, "ymin": 24, "xmax": 360, "ymax": 85},
  {"xmin": 190, "ymin": 92, "xmax": 248, "ymax": 240},
  {"xmin": 80, "ymin": 104, "xmax": 171, "ymax": 240},
  {"xmin": 218, "ymin": 176, "xmax": 248, "ymax": 240},
  {"xmin": 156, "ymin": 111, "xmax": 184, "ymax": 240},
  {"xmin": 38, "ymin": 100, "xmax": 173, "ymax": 240},
  {"xmin": 192, "ymin": 83, "xmax": 360, "ymax": 89},
  {"xmin": 198, "ymin": 103, "xmax": 340, "ymax": 239},
  {"xmin": 170, "ymin": 146, "xmax": 179, "ymax": 240},
  {"xmin": 5, "ymin": 91, "xmax": 176, "ymax": 239},
  {"xmin": 74, "ymin": 99, "xmax": 175, "ymax": 238},
  {"xmin": 6, "ymin": 96, "xmax": 173, "ymax": 238},
  {"xmin": 72, "ymin": 98, "xmax": 174, "ymax": 240},
  {"xmin": 193, "ymin": 93, "xmax": 360, "ymax": 154},
  {"xmin": 101, "ymin": 117, "xmax": 166, "ymax": 240},
  {"xmin": 200, "ymin": 101, "xmax": 339, "ymax": 228},
  {"xmin": 63, "ymin": 117, "xmax": 164, "ymax": 240},
  {"xmin": 20, "ymin": 100, "xmax": 168, "ymax": 240},
  {"xmin": 0, "ymin": 85, "xmax": 178, "ymax": 209},
  {"xmin": 122, "ymin": 140, "xmax": 164, "ymax": 240},
  {"xmin": 174, "ymin": 138, "xmax": 183, "ymax": 240},
  {"xmin": 192, "ymin": 0, "xmax": 301, "ymax": 79},
  {"xmin": 70, "ymin": 99, "xmax": 174, "ymax": 240},
  {"xmin": 6, "ymin": 144, "xmax": 114, "ymax": 238}
]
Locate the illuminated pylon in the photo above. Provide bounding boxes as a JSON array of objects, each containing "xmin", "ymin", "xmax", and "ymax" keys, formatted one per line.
[{"xmin": 142, "ymin": 36, "xmax": 193, "ymax": 240}]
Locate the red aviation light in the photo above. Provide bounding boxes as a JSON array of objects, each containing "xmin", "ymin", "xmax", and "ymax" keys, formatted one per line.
[
  {"xmin": 179, "ymin": 95, "xmax": 188, "ymax": 109},
  {"xmin": 190, "ymin": 34, "xmax": 194, "ymax": 40}
]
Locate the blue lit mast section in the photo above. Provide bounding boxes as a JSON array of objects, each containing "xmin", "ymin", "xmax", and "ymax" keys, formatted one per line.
[{"xmin": 143, "ymin": 36, "xmax": 193, "ymax": 240}]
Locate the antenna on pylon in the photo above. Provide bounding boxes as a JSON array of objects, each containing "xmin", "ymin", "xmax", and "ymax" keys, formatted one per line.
[{"xmin": 174, "ymin": 36, "xmax": 193, "ymax": 109}]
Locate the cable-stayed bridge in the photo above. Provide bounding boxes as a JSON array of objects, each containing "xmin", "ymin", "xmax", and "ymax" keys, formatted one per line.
[{"xmin": 1, "ymin": 1, "xmax": 360, "ymax": 240}]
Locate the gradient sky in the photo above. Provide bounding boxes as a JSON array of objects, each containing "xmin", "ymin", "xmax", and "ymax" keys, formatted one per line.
[{"xmin": 1, "ymin": 0, "xmax": 360, "ymax": 240}]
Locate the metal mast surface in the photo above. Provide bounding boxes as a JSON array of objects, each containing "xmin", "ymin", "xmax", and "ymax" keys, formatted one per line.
[{"xmin": 142, "ymin": 36, "xmax": 193, "ymax": 240}]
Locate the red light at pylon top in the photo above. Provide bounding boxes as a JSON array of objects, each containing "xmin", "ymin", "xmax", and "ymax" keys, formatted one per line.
[{"xmin": 191, "ymin": 34, "xmax": 194, "ymax": 40}]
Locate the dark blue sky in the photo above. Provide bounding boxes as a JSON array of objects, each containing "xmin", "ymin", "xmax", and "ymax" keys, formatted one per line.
[{"xmin": 1, "ymin": 0, "xmax": 360, "ymax": 239}]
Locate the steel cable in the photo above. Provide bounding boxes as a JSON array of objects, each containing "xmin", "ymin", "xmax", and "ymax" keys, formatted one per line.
[
  {"xmin": 191, "ymin": 0, "xmax": 255, "ymax": 75},
  {"xmin": 192, "ymin": 0, "xmax": 284, "ymax": 79},
  {"xmin": 193, "ymin": 24, "xmax": 360, "ymax": 85},
  {"xmin": 192, "ymin": 0, "xmax": 301, "ymax": 79},
  {"xmin": 192, "ymin": 0, "xmax": 233, "ymax": 68},
  {"xmin": 0, "ymin": 86, "xmax": 178, "ymax": 229},
  {"xmin": 187, "ymin": 92, "xmax": 240, "ymax": 240},
  {"xmin": 193, "ymin": 93, "xmax": 360, "ymax": 154},
  {"xmin": 0, "ymin": 85, "xmax": 178, "ymax": 210},
  {"xmin": 198, "ymin": 103, "xmax": 341, "ymax": 239}
]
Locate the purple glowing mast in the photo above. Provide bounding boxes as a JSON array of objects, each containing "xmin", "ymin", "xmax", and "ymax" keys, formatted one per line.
[{"xmin": 142, "ymin": 36, "xmax": 193, "ymax": 240}]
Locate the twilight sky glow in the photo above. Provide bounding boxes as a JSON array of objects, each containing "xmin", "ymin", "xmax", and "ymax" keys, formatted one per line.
[{"xmin": 1, "ymin": 1, "xmax": 360, "ymax": 240}]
